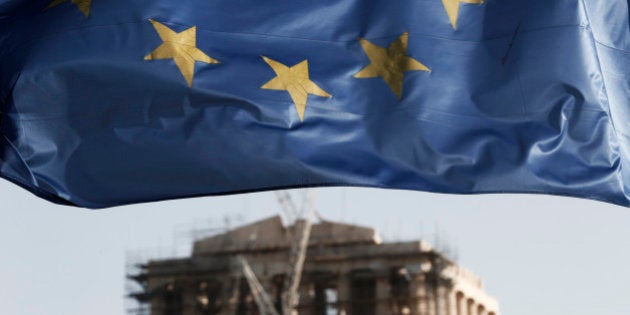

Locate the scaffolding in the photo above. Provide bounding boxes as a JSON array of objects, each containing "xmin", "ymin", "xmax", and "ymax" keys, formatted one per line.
[{"xmin": 125, "ymin": 192, "xmax": 500, "ymax": 315}]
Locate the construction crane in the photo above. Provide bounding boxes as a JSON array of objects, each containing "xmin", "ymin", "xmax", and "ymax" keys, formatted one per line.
[
  {"xmin": 275, "ymin": 190, "xmax": 300, "ymax": 225},
  {"xmin": 240, "ymin": 189, "xmax": 315, "ymax": 315},
  {"xmin": 277, "ymin": 190, "xmax": 315, "ymax": 315},
  {"xmin": 238, "ymin": 255, "xmax": 280, "ymax": 315}
]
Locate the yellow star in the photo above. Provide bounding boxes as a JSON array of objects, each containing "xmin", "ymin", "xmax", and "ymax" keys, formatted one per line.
[
  {"xmin": 260, "ymin": 56, "xmax": 331, "ymax": 122},
  {"xmin": 354, "ymin": 33, "xmax": 430, "ymax": 99},
  {"xmin": 47, "ymin": 0, "xmax": 92, "ymax": 17},
  {"xmin": 442, "ymin": 0, "xmax": 484, "ymax": 29},
  {"xmin": 144, "ymin": 19, "xmax": 219, "ymax": 87}
]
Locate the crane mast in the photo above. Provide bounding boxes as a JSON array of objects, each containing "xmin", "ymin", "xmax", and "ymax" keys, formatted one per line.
[
  {"xmin": 238, "ymin": 256, "xmax": 280, "ymax": 315},
  {"xmin": 240, "ymin": 190, "xmax": 315, "ymax": 315},
  {"xmin": 279, "ymin": 190, "xmax": 314, "ymax": 315}
]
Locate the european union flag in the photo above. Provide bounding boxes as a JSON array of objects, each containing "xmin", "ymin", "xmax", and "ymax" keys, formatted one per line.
[{"xmin": 0, "ymin": 0, "xmax": 629, "ymax": 208}]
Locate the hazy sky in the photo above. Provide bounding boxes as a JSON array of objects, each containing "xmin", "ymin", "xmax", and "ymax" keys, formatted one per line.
[{"xmin": 0, "ymin": 180, "xmax": 629, "ymax": 315}]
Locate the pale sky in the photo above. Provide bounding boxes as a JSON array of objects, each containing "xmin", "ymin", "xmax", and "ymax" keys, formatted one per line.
[{"xmin": 1, "ymin": 180, "xmax": 629, "ymax": 315}]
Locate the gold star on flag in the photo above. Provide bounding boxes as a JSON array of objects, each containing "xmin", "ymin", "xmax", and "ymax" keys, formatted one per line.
[
  {"xmin": 442, "ymin": 0, "xmax": 484, "ymax": 29},
  {"xmin": 261, "ymin": 56, "xmax": 332, "ymax": 122},
  {"xmin": 47, "ymin": 0, "xmax": 92, "ymax": 17},
  {"xmin": 354, "ymin": 33, "xmax": 430, "ymax": 99},
  {"xmin": 144, "ymin": 19, "xmax": 219, "ymax": 87}
]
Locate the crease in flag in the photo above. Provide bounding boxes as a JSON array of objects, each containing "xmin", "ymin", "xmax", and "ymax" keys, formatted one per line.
[{"xmin": 0, "ymin": 0, "xmax": 629, "ymax": 208}]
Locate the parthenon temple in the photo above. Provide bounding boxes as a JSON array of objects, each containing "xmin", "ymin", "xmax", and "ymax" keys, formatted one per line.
[{"xmin": 128, "ymin": 216, "xmax": 500, "ymax": 315}]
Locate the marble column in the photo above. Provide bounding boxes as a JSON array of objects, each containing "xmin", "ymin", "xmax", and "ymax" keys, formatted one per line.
[
  {"xmin": 456, "ymin": 293, "xmax": 467, "ymax": 315},
  {"xmin": 375, "ymin": 276, "xmax": 392, "ymax": 315},
  {"xmin": 447, "ymin": 291, "xmax": 458, "ymax": 315},
  {"xmin": 409, "ymin": 274, "xmax": 436, "ymax": 315},
  {"xmin": 435, "ymin": 285, "xmax": 451, "ymax": 315},
  {"xmin": 467, "ymin": 299, "xmax": 477, "ymax": 315},
  {"xmin": 337, "ymin": 274, "xmax": 351, "ymax": 315}
]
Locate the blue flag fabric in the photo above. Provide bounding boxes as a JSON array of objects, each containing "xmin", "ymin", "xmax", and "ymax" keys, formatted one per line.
[{"xmin": 0, "ymin": 0, "xmax": 629, "ymax": 208}]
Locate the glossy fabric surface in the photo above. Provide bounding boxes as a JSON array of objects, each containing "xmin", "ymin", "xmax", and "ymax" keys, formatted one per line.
[{"xmin": 0, "ymin": 0, "xmax": 629, "ymax": 208}]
